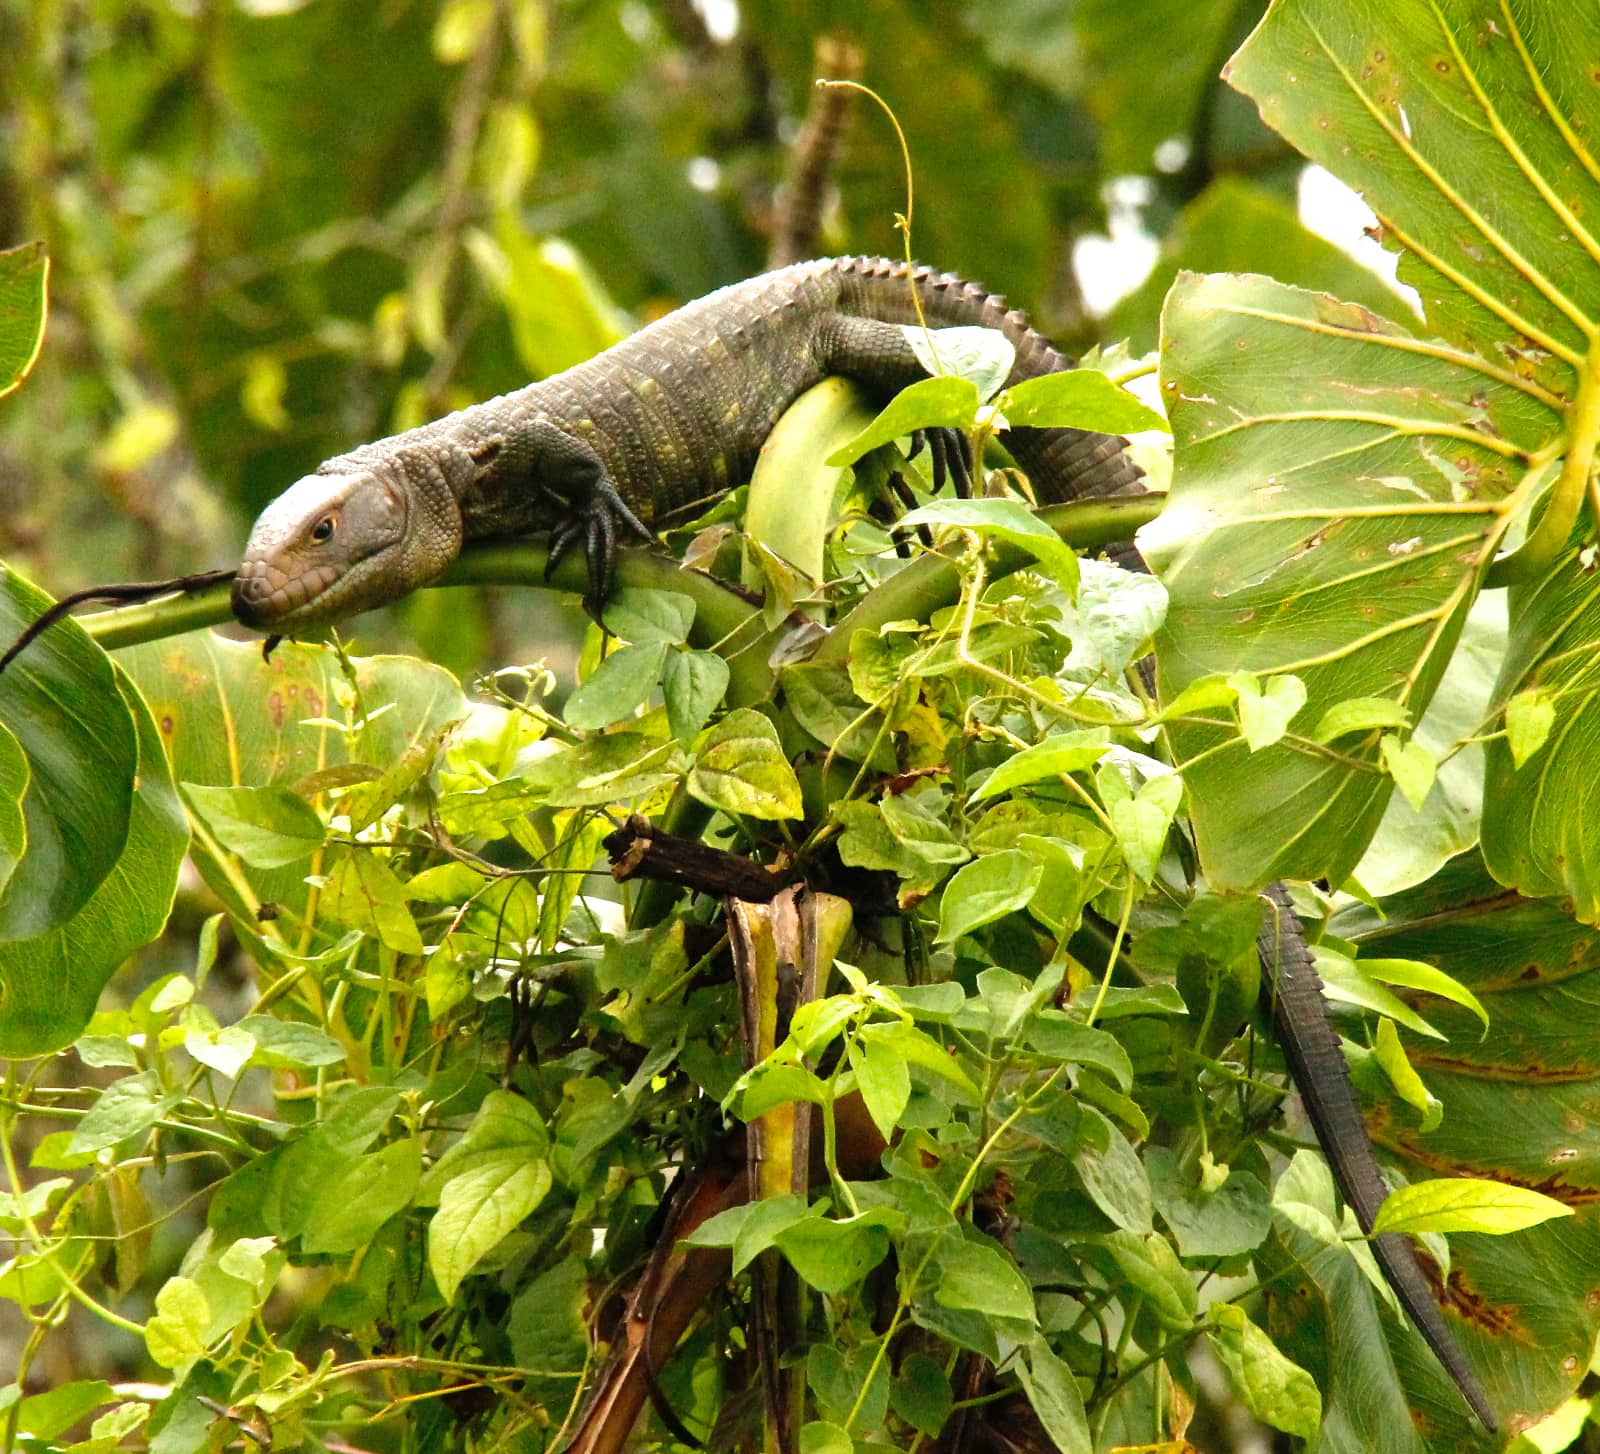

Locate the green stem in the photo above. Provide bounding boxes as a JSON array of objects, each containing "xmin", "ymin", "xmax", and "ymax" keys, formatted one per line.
[
  {"xmin": 78, "ymin": 537, "xmax": 765, "ymax": 652},
  {"xmin": 816, "ymin": 495, "xmax": 1163, "ymax": 666},
  {"xmin": 1488, "ymin": 337, "xmax": 1600, "ymax": 585},
  {"xmin": 0, "ymin": 1090, "xmax": 147, "ymax": 1337}
]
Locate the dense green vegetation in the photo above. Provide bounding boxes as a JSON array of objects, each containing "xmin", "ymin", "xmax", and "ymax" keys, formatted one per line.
[{"xmin": 7, "ymin": 2, "xmax": 1600, "ymax": 1453}]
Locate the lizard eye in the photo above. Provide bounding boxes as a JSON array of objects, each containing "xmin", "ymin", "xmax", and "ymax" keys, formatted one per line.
[{"xmin": 310, "ymin": 515, "xmax": 336, "ymax": 544}]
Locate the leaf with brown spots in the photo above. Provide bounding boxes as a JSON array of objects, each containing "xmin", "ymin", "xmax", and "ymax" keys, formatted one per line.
[
  {"xmin": 120, "ymin": 634, "xmax": 467, "ymax": 947},
  {"xmin": 1153, "ymin": 0, "xmax": 1600, "ymax": 895}
]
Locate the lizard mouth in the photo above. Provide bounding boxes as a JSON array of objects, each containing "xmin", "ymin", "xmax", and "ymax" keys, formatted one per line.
[{"xmin": 231, "ymin": 558, "xmax": 347, "ymax": 629}]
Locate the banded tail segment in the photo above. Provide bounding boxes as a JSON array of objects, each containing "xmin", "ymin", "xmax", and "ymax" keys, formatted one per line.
[
  {"xmin": 831, "ymin": 255, "xmax": 1145, "ymax": 503},
  {"xmin": 1258, "ymin": 884, "xmax": 1497, "ymax": 1432}
]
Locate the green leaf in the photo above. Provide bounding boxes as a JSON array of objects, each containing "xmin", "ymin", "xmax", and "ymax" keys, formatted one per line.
[
  {"xmin": 664, "ymin": 649, "xmax": 729, "ymax": 743},
  {"xmin": 783, "ymin": 661, "xmax": 894, "ymax": 770},
  {"xmin": 1207, "ymin": 1302, "xmax": 1321, "ymax": 1440},
  {"xmin": 1505, "ymin": 687, "xmax": 1556, "ymax": 769},
  {"xmin": 302, "ymin": 1137, "xmax": 421, "ymax": 1255},
  {"xmin": 68, "ymin": 1073, "xmax": 179, "ymax": 1156},
  {"xmin": 0, "ymin": 668, "xmax": 187, "ymax": 1057},
  {"xmin": 1152, "ymin": 273, "xmax": 1527, "ymax": 888},
  {"xmin": 1156, "ymin": 0, "xmax": 1600, "ymax": 891},
  {"xmin": 146, "ymin": 1276, "xmax": 210, "ymax": 1369},
  {"xmin": 799, "ymin": 1421, "xmax": 853, "ymax": 1454},
  {"xmin": 1372, "ymin": 1017, "xmax": 1442, "ymax": 1134},
  {"xmin": 1026, "ymin": 1015, "xmax": 1133, "ymax": 1092},
  {"xmin": 969, "ymin": 729, "xmax": 1110, "ymax": 802},
  {"xmin": 736, "ymin": 1061, "xmax": 828, "ymax": 1119},
  {"xmin": 934, "ymin": 850, "xmax": 1042, "ymax": 944},
  {"xmin": 235, "ymin": 1015, "xmax": 345, "ymax": 1069},
  {"xmin": 422, "ymin": 1088, "xmax": 550, "ymax": 1193},
  {"xmin": 995, "ymin": 368, "xmax": 1166, "ymax": 434},
  {"xmin": 824, "ymin": 375, "xmax": 980, "ymax": 467},
  {"xmin": 182, "ymin": 783, "xmax": 325, "ymax": 868},
  {"xmin": 679, "ymin": 1194, "xmax": 814, "ymax": 1276},
  {"xmin": 1312, "ymin": 697, "xmax": 1412, "ymax": 744},
  {"xmin": 1072, "ymin": 1109, "xmax": 1152, "ymax": 1234},
  {"xmin": 1380, "ymin": 732, "xmax": 1437, "ymax": 812},
  {"xmin": 1153, "ymin": 673, "xmax": 1237, "ymax": 723},
  {"xmin": 1358, "ymin": 956, "xmax": 1488, "ymax": 1031},
  {"xmin": 898, "ymin": 497, "xmax": 1080, "ymax": 592},
  {"xmin": 889, "ymin": 1353, "xmax": 953, "ymax": 1438},
  {"xmin": 1146, "ymin": 1147, "xmax": 1271, "ymax": 1258},
  {"xmin": 0, "ymin": 568, "xmax": 139, "ymax": 943},
  {"xmin": 1229, "ymin": 671, "xmax": 1307, "ymax": 751},
  {"xmin": 13, "ymin": 1380, "xmax": 115, "ymax": 1440},
  {"xmin": 1100, "ymin": 1229, "xmax": 1196, "ymax": 1328},
  {"xmin": 776, "ymin": 1211, "xmax": 893, "ymax": 1293},
  {"xmin": 1017, "ymin": 1343, "xmax": 1090, "ymax": 1454},
  {"xmin": 0, "ymin": 240, "xmax": 48, "ymax": 398},
  {"xmin": 858, "ymin": 1020, "xmax": 982, "ymax": 1104},
  {"xmin": 1053, "ymin": 559, "xmax": 1169, "ymax": 678},
  {"xmin": 323, "ymin": 848, "xmax": 424, "ymax": 955},
  {"xmin": 879, "ymin": 790, "xmax": 969, "ymax": 865},
  {"xmin": 0, "ymin": 721, "xmax": 26, "ymax": 903},
  {"xmin": 601, "ymin": 587, "xmax": 695, "ymax": 645},
  {"xmin": 847, "ymin": 1038, "xmax": 910, "ymax": 1141},
  {"xmin": 563, "ymin": 641, "xmax": 669, "ymax": 731},
  {"xmin": 183, "ymin": 1024, "xmax": 255, "ymax": 1080},
  {"xmin": 1312, "ymin": 947, "xmax": 1442, "ymax": 1041},
  {"xmin": 506, "ymin": 1259, "xmax": 588, "ymax": 1395},
  {"xmin": 1108, "ymin": 772, "xmax": 1182, "ymax": 883},
  {"xmin": 428, "ymin": 1092, "xmax": 553, "ymax": 1302},
  {"xmin": 933, "ymin": 1235, "xmax": 1036, "ymax": 1324},
  {"xmin": 1371, "ymin": 1179, "xmax": 1573, "ymax": 1238},
  {"xmin": 1352, "ymin": 589, "xmax": 1505, "ymax": 897},
  {"xmin": 688, "ymin": 708, "xmax": 802, "ymax": 820},
  {"xmin": 904, "ymin": 323, "xmax": 1016, "ymax": 400}
]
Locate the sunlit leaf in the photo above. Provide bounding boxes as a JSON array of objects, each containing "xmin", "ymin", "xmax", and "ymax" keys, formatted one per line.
[
  {"xmin": 0, "ymin": 241, "xmax": 48, "ymax": 398},
  {"xmin": 1371, "ymin": 1178, "xmax": 1573, "ymax": 1238},
  {"xmin": 688, "ymin": 708, "xmax": 802, "ymax": 820},
  {"xmin": 1208, "ymin": 1302, "xmax": 1321, "ymax": 1440},
  {"xmin": 824, "ymin": 376, "xmax": 980, "ymax": 467}
]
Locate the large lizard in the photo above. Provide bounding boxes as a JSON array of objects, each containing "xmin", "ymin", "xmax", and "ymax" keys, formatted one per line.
[
  {"xmin": 231, "ymin": 254, "xmax": 1495, "ymax": 1430},
  {"xmin": 231, "ymin": 255, "xmax": 1136, "ymax": 629}
]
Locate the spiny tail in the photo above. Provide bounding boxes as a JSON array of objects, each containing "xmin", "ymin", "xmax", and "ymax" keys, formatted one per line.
[
  {"xmin": 834, "ymin": 255, "xmax": 1145, "ymax": 504},
  {"xmin": 1258, "ymin": 885, "xmax": 1497, "ymax": 1432}
]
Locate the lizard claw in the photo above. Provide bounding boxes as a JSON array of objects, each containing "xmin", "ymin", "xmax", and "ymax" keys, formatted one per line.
[
  {"xmin": 546, "ymin": 471, "xmax": 653, "ymax": 617},
  {"xmin": 909, "ymin": 427, "xmax": 973, "ymax": 497}
]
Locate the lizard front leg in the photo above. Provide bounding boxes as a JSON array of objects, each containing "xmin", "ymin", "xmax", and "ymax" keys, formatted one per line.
[{"xmin": 488, "ymin": 418, "xmax": 654, "ymax": 615}]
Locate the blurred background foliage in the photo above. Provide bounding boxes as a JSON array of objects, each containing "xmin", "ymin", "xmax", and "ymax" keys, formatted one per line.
[{"xmin": 0, "ymin": 0, "xmax": 1409, "ymax": 680}]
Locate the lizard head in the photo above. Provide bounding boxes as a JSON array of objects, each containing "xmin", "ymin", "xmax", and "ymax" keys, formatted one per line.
[{"xmin": 232, "ymin": 459, "xmax": 462, "ymax": 632}]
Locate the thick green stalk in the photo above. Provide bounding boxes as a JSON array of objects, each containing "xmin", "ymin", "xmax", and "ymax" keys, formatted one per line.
[{"xmin": 816, "ymin": 494, "xmax": 1162, "ymax": 666}]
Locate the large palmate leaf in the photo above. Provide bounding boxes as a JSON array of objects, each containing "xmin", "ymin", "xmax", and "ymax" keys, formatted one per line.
[
  {"xmin": 0, "ymin": 568, "xmax": 141, "ymax": 941},
  {"xmin": 1482, "ymin": 541, "xmax": 1600, "ymax": 920},
  {"xmin": 1152, "ymin": 0, "xmax": 1598, "ymax": 890},
  {"xmin": 0, "ymin": 668, "xmax": 188, "ymax": 1057},
  {"xmin": 1331, "ymin": 853, "xmax": 1600, "ymax": 1432},
  {"xmin": 1107, "ymin": 176, "xmax": 1417, "ymax": 352}
]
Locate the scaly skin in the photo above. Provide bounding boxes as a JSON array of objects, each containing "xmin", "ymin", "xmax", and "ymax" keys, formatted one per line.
[
  {"xmin": 1259, "ymin": 885, "xmax": 1496, "ymax": 1431},
  {"xmin": 230, "ymin": 256, "xmax": 1493, "ymax": 1430},
  {"xmin": 232, "ymin": 255, "xmax": 1138, "ymax": 630}
]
